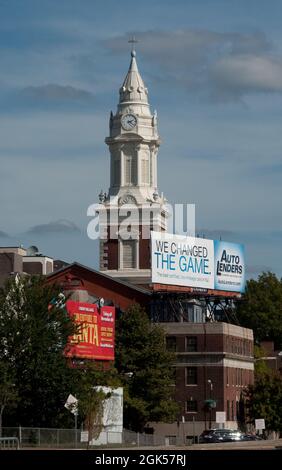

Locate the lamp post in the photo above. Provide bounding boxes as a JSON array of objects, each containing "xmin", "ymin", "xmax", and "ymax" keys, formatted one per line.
[{"xmin": 207, "ymin": 379, "xmax": 213, "ymax": 429}]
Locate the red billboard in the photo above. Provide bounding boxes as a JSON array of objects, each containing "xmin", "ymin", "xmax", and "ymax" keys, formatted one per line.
[{"xmin": 65, "ymin": 300, "xmax": 115, "ymax": 360}]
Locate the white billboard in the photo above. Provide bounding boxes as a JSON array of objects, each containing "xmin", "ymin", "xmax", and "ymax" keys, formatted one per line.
[
  {"xmin": 151, "ymin": 231, "xmax": 245, "ymax": 293},
  {"xmin": 151, "ymin": 232, "xmax": 214, "ymax": 289}
]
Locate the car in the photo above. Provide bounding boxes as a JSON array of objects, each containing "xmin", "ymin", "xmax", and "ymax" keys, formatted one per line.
[
  {"xmin": 199, "ymin": 428, "xmax": 244, "ymax": 443},
  {"xmin": 240, "ymin": 433, "xmax": 263, "ymax": 441}
]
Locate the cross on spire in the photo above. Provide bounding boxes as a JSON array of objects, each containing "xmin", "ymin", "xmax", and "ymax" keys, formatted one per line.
[{"xmin": 128, "ymin": 36, "xmax": 138, "ymax": 55}]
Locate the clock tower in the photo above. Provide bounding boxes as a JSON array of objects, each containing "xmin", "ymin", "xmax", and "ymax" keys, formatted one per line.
[{"xmin": 98, "ymin": 48, "xmax": 168, "ymax": 285}]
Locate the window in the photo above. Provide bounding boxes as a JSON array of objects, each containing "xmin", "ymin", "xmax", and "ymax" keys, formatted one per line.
[
  {"xmin": 186, "ymin": 336, "xmax": 197, "ymax": 352},
  {"xmin": 125, "ymin": 157, "xmax": 132, "ymax": 185},
  {"xmin": 122, "ymin": 240, "xmax": 136, "ymax": 269},
  {"xmin": 166, "ymin": 336, "xmax": 177, "ymax": 352},
  {"xmin": 124, "ymin": 156, "xmax": 137, "ymax": 185},
  {"xmin": 186, "ymin": 367, "xmax": 197, "ymax": 385},
  {"xmin": 227, "ymin": 400, "xmax": 230, "ymax": 420},
  {"xmin": 186, "ymin": 400, "xmax": 198, "ymax": 412},
  {"xmin": 231, "ymin": 400, "xmax": 234, "ymax": 421}
]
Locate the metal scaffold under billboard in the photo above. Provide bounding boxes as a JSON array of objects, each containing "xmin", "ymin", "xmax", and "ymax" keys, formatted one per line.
[{"xmin": 150, "ymin": 291, "xmax": 240, "ymax": 324}]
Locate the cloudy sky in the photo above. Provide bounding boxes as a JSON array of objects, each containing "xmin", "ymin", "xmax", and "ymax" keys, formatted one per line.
[{"xmin": 0, "ymin": 0, "xmax": 282, "ymax": 277}]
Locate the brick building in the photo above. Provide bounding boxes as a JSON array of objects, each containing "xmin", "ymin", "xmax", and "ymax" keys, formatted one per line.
[
  {"xmin": 0, "ymin": 246, "xmax": 54, "ymax": 286},
  {"xmin": 152, "ymin": 321, "xmax": 253, "ymax": 440}
]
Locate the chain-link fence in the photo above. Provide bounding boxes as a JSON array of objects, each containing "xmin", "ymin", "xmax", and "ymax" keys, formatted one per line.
[{"xmin": 1, "ymin": 427, "xmax": 193, "ymax": 449}]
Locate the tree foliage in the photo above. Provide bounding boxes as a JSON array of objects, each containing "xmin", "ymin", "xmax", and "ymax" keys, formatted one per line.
[
  {"xmin": 236, "ymin": 272, "xmax": 282, "ymax": 348},
  {"xmin": 244, "ymin": 367, "xmax": 282, "ymax": 433},
  {"xmin": 0, "ymin": 276, "xmax": 77, "ymax": 427},
  {"xmin": 74, "ymin": 362, "xmax": 120, "ymax": 442},
  {"xmin": 0, "ymin": 361, "xmax": 18, "ymax": 436},
  {"xmin": 115, "ymin": 303, "xmax": 178, "ymax": 432}
]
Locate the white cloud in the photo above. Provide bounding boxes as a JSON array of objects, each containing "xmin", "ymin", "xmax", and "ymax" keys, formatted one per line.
[{"xmin": 211, "ymin": 55, "xmax": 282, "ymax": 98}]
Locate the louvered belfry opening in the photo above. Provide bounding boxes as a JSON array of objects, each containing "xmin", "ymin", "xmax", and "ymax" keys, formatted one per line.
[{"xmin": 123, "ymin": 240, "xmax": 136, "ymax": 269}]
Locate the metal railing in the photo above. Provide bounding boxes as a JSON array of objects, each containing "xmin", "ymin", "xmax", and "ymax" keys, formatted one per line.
[{"xmin": 0, "ymin": 437, "xmax": 20, "ymax": 450}]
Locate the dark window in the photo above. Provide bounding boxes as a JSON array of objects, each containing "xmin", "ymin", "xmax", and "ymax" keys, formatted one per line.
[
  {"xmin": 186, "ymin": 367, "xmax": 197, "ymax": 385},
  {"xmin": 227, "ymin": 400, "xmax": 230, "ymax": 420},
  {"xmin": 186, "ymin": 336, "xmax": 197, "ymax": 352},
  {"xmin": 186, "ymin": 400, "xmax": 198, "ymax": 412},
  {"xmin": 166, "ymin": 336, "xmax": 177, "ymax": 352}
]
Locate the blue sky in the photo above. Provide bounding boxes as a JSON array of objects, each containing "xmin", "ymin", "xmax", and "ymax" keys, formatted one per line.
[{"xmin": 0, "ymin": 0, "xmax": 282, "ymax": 277}]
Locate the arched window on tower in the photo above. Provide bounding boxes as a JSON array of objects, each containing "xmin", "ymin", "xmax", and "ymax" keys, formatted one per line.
[{"xmin": 124, "ymin": 154, "xmax": 137, "ymax": 185}]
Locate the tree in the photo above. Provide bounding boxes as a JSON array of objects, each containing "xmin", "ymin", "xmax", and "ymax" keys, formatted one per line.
[
  {"xmin": 115, "ymin": 303, "xmax": 179, "ymax": 432},
  {"xmin": 244, "ymin": 368, "xmax": 282, "ymax": 434},
  {"xmin": 0, "ymin": 361, "xmax": 18, "ymax": 436},
  {"xmin": 236, "ymin": 272, "xmax": 282, "ymax": 348},
  {"xmin": 0, "ymin": 276, "xmax": 77, "ymax": 427},
  {"xmin": 74, "ymin": 362, "xmax": 120, "ymax": 445}
]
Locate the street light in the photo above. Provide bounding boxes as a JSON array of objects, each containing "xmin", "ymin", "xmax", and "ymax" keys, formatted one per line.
[{"xmin": 207, "ymin": 379, "xmax": 213, "ymax": 429}]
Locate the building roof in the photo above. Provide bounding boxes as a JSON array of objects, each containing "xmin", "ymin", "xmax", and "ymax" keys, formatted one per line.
[
  {"xmin": 47, "ymin": 261, "xmax": 151, "ymax": 295},
  {"xmin": 46, "ymin": 262, "xmax": 152, "ymax": 311}
]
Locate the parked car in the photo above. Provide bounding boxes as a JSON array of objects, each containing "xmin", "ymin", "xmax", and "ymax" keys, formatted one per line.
[
  {"xmin": 199, "ymin": 428, "xmax": 244, "ymax": 443},
  {"xmin": 240, "ymin": 433, "xmax": 263, "ymax": 441}
]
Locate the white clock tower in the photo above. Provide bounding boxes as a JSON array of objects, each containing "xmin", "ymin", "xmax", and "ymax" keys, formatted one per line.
[{"xmin": 98, "ymin": 47, "xmax": 168, "ymax": 285}]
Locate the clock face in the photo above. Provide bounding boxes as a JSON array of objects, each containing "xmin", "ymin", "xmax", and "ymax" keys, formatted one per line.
[{"xmin": 121, "ymin": 113, "xmax": 137, "ymax": 131}]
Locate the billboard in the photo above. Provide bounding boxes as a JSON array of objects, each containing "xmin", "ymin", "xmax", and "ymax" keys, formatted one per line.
[
  {"xmin": 65, "ymin": 300, "xmax": 115, "ymax": 360},
  {"xmin": 151, "ymin": 231, "xmax": 245, "ymax": 293},
  {"xmin": 214, "ymin": 240, "xmax": 245, "ymax": 293}
]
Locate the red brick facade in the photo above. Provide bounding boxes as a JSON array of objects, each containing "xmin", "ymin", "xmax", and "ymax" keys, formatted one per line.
[{"xmin": 152, "ymin": 322, "xmax": 254, "ymax": 438}]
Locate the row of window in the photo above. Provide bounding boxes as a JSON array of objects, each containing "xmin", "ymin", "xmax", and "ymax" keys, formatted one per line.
[
  {"xmin": 226, "ymin": 367, "xmax": 252, "ymax": 387},
  {"xmin": 185, "ymin": 399, "xmax": 240, "ymax": 419},
  {"xmin": 183, "ymin": 367, "xmax": 252, "ymax": 387},
  {"xmin": 166, "ymin": 336, "xmax": 197, "ymax": 352},
  {"xmin": 228, "ymin": 337, "xmax": 252, "ymax": 356},
  {"xmin": 166, "ymin": 335, "xmax": 253, "ymax": 356}
]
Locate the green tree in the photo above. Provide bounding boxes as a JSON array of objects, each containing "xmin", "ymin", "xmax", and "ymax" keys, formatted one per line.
[
  {"xmin": 236, "ymin": 272, "xmax": 282, "ymax": 348},
  {"xmin": 115, "ymin": 303, "xmax": 178, "ymax": 432},
  {"xmin": 0, "ymin": 361, "xmax": 18, "ymax": 436},
  {"xmin": 74, "ymin": 362, "xmax": 120, "ymax": 444},
  {"xmin": 0, "ymin": 276, "xmax": 77, "ymax": 427},
  {"xmin": 244, "ymin": 368, "xmax": 282, "ymax": 433}
]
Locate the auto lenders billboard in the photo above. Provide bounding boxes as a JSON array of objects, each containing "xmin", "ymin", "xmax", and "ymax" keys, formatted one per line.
[{"xmin": 151, "ymin": 231, "xmax": 245, "ymax": 293}]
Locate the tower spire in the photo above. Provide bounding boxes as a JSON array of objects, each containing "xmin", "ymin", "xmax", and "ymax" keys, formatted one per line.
[{"xmin": 119, "ymin": 38, "xmax": 149, "ymax": 107}]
